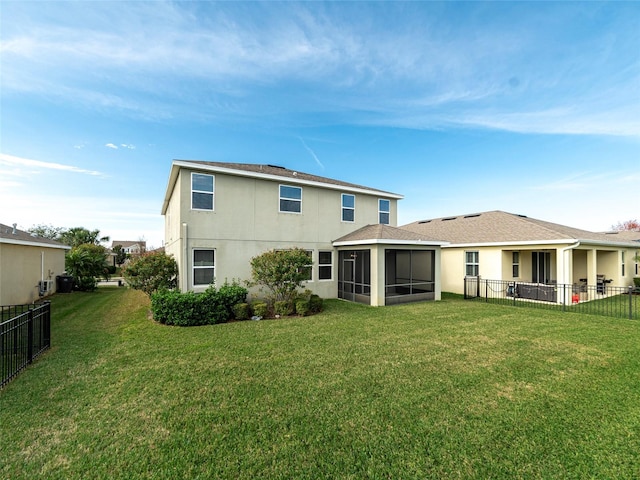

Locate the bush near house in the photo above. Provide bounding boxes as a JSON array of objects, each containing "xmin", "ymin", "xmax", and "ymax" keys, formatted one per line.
[
  {"xmin": 150, "ymin": 282, "xmax": 248, "ymax": 326},
  {"xmin": 123, "ymin": 251, "xmax": 178, "ymax": 297},
  {"xmin": 249, "ymin": 248, "xmax": 313, "ymax": 305}
]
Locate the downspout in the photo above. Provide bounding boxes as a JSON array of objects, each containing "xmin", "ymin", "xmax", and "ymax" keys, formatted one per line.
[
  {"xmin": 41, "ymin": 251, "xmax": 45, "ymax": 294},
  {"xmin": 181, "ymin": 223, "xmax": 188, "ymax": 292},
  {"xmin": 560, "ymin": 241, "xmax": 580, "ymax": 285},
  {"xmin": 558, "ymin": 242, "xmax": 580, "ymax": 305}
]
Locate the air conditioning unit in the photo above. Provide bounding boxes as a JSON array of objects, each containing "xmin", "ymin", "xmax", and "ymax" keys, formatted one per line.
[{"xmin": 39, "ymin": 280, "xmax": 49, "ymax": 296}]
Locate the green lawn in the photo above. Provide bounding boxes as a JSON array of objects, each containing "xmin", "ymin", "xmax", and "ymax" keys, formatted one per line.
[{"xmin": 2, "ymin": 288, "xmax": 640, "ymax": 479}]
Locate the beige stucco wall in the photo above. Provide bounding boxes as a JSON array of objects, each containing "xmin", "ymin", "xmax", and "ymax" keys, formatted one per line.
[
  {"xmin": 441, "ymin": 242, "xmax": 638, "ymax": 295},
  {"xmin": 0, "ymin": 243, "xmax": 66, "ymax": 305},
  {"xmin": 165, "ymin": 167, "xmax": 399, "ymax": 298}
]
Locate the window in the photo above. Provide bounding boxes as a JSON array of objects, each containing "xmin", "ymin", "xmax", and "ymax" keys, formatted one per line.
[
  {"xmin": 636, "ymin": 251, "xmax": 639, "ymax": 276},
  {"xmin": 280, "ymin": 185, "xmax": 302, "ymax": 213},
  {"xmin": 319, "ymin": 251, "xmax": 333, "ymax": 280},
  {"xmin": 342, "ymin": 194, "xmax": 355, "ymax": 222},
  {"xmin": 193, "ymin": 249, "xmax": 215, "ymax": 286},
  {"xmin": 192, "ymin": 173, "xmax": 214, "ymax": 210},
  {"xmin": 622, "ymin": 251, "xmax": 626, "ymax": 277},
  {"xmin": 465, "ymin": 251, "xmax": 479, "ymax": 277},
  {"xmin": 532, "ymin": 251, "xmax": 551, "ymax": 284},
  {"xmin": 379, "ymin": 199, "xmax": 390, "ymax": 225},
  {"xmin": 301, "ymin": 250, "xmax": 313, "ymax": 281},
  {"xmin": 512, "ymin": 252, "xmax": 520, "ymax": 278}
]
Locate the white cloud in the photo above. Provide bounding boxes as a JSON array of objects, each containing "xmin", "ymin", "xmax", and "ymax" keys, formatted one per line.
[
  {"xmin": 105, "ymin": 143, "xmax": 118, "ymax": 149},
  {"xmin": 0, "ymin": 153, "xmax": 105, "ymax": 176}
]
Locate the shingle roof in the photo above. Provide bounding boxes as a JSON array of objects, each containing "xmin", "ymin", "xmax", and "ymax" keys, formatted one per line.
[
  {"xmin": 0, "ymin": 223, "xmax": 69, "ymax": 248},
  {"xmin": 334, "ymin": 224, "xmax": 447, "ymax": 245},
  {"xmin": 401, "ymin": 210, "xmax": 639, "ymax": 246},
  {"xmin": 600, "ymin": 230, "xmax": 640, "ymax": 242},
  {"xmin": 176, "ymin": 160, "xmax": 402, "ymax": 198}
]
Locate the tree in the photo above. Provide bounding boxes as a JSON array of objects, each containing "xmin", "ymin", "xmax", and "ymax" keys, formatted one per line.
[
  {"xmin": 123, "ymin": 251, "xmax": 178, "ymax": 297},
  {"xmin": 249, "ymin": 248, "xmax": 312, "ymax": 305},
  {"xmin": 112, "ymin": 245, "xmax": 129, "ymax": 267},
  {"xmin": 611, "ymin": 219, "xmax": 640, "ymax": 231},
  {"xmin": 65, "ymin": 243, "xmax": 109, "ymax": 291},
  {"xmin": 59, "ymin": 227, "xmax": 110, "ymax": 248},
  {"xmin": 27, "ymin": 224, "xmax": 66, "ymax": 241}
]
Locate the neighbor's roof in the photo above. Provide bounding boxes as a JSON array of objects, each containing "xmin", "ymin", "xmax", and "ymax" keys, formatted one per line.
[
  {"xmin": 162, "ymin": 160, "xmax": 403, "ymax": 214},
  {"xmin": 111, "ymin": 240, "xmax": 146, "ymax": 249},
  {"xmin": 401, "ymin": 211, "xmax": 640, "ymax": 247},
  {"xmin": 333, "ymin": 224, "xmax": 448, "ymax": 247},
  {"xmin": 0, "ymin": 223, "xmax": 70, "ymax": 249}
]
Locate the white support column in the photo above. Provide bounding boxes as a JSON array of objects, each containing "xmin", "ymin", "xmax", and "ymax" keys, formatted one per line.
[
  {"xmin": 587, "ymin": 248, "xmax": 597, "ymax": 286},
  {"xmin": 370, "ymin": 245, "xmax": 385, "ymax": 306}
]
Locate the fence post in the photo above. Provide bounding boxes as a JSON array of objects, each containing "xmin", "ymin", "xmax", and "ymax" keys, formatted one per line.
[
  {"xmin": 27, "ymin": 308, "xmax": 33, "ymax": 364},
  {"xmin": 630, "ymin": 286, "xmax": 634, "ymax": 320}
]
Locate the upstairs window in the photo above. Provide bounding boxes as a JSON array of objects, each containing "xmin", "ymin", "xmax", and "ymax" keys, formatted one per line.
[
  {"xmin": 280, "ymin": 185, "xmax": 302, "ymax": 213},
  {"xmin": 379, "ymin": 199, "xmax": 390, "ymax": 225},
  {"xmin": 465, "ymin": 251, "xmax": 479, "ymax": 277},
  {"xmin": 622, "ymin": 251, "xmax": 626, "ymax": 277},
  {"xmin": 192, "ymin": 173, "xmax": 214, "ymax": 210},
  {"xmin": 342, "ymin": 194, "xmax": 355, "ymax": 222}
]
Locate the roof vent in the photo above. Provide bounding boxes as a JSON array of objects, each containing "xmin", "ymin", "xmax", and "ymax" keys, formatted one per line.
[
  {"xmin": 418, "ymin": 220, "xmax": 431, "ymax": 224},
  {"xmin": 267, "ymin": 164, "xmax": 286, "ymax": 169},
  {"xmin": 12, "ymin": 223, "xmax": 17, "ymax": 235},
  {"xmin": 442, "ymin": 217, "xmax": 457, "ymax": 221},
  {"xmin": 517, "ymin": 214, "xmax": 528, "ymax": 218},
  {"xmin": 463, "ymin": 214, "xmax": 480, "ymax": 219}
]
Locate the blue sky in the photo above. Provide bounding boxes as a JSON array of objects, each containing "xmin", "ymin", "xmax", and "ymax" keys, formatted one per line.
[{"xmin": 1, "ymin": 1, "xmax": 638, "ymax": 248}]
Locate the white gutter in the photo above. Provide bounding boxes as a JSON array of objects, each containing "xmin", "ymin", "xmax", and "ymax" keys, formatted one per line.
[{"xmin": 333, "ymin": 239, "xmax": 448, "ymax": 247}]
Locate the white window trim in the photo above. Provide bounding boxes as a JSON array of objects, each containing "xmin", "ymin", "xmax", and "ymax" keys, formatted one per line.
[
  {"xmin": 191, "ymin": 172, "xmax": 214, "ymax": 211},
  {"xmin": 465, "ymin": 251, "xmax": 479, "ymax": 277},
  {"xmin": 379, "ymin": 198, "xmax": 390, "ymax": 225},
  {"xmin": 512, "ymin": 251, "xmax": 520, "ymax": 278},
  {"xmin": 279, "ymin": 184, "xmax": 302, "ymax": 214},
  {"xmin": 341, "ymin": 194, "xmax": 355, "ymax": 223},
  {"xmin": 193, "ymin": 248, "xmax": 215, "ymax": 288},
  {"xmin": 318, "ymin": 250, "xmax": 333, "ymax": 281}
]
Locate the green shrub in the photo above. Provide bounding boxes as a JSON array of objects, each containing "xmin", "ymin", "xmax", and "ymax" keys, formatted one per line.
[
  {"xmin": 232, "ymin": 303, "xmax": 251, "ymax": 321},
  {"xmin": 123, "ymin": 251, "xmax": 178, "ymax": 297},
  {"xmin": 150, "ymin": 284, "xmax": 247, "ymax": 326},
  {"xmin": 217, "ymin": 280, "xmax": 248, "ymax": 317},
  {"xmin": 106, "ymin": 265, "xmax": 117, "ymax": 275},
  {"xmin": 634, "ymin": 277, "xmax": 640, "ymax": 288},
  {"xmin": 274, "ymin": 300, "xmax": 294, "ymax": 317},
  {"xmin": 252, "ymin": 302, "xmax": 269, "ymax": 319},
  {"xmin": 295, "ymin": 298, "xmax": 310, "ymax": 316},
  {"xmin": 309, "ymin": 294, "xmax": 323, "ymax": 313}
]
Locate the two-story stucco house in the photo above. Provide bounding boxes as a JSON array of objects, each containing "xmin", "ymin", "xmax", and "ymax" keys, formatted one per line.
[{"xmin": 161, "ymin": 160, "xmax": 445, "ymax": 306}]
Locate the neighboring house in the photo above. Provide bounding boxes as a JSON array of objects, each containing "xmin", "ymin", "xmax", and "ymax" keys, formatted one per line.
[
  {"xmin": 401, "ymin": 210, "xmax": 640, "ymax": 297},
  {"xmin": 161, "ymin": 160, "xmax": 445, "ymax": 306},
  {"xmin": 111, "ymin": 240, "xmax": 146, "ymax": 255},
  {"xmin": 0, "ymin": 223, "xmax": 70, "ymax": 305}
]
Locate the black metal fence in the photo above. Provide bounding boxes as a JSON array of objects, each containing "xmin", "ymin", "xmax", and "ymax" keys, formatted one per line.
[
  {"xmin": 464, "ymin": 277, "xmax": 639, "ymax": 320},
  {"xmin": 1, "ymin": 302, "xmax": 51, "ymax": 388}
]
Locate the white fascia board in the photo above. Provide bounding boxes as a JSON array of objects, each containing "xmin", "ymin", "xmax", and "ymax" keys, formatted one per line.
[
  {"xmin": 333, "ymin": 239, "xmax": 448, "ymax": 247},
  {"xmin": 174, "ymin": 160, "xmax": 404, "ymax": 200},
  {"xmin": 443, "ymin": 238, "xmax": 639, "ymax": 249},
  {"xmin": 0, "ymin": 238, "xmax": 71, "ymax": 250},
  {"xmin": 161, "ymin": 163, "xmax": 181, "ymax": 215}
]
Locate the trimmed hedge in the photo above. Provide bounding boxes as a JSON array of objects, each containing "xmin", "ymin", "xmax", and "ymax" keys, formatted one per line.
[{"xmin": 151, "ymin": 282, "xmax": 248, "ymax": 326}]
